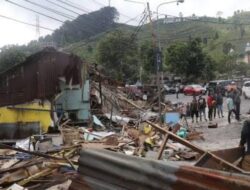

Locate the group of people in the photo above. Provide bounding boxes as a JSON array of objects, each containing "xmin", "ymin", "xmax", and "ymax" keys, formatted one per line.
[{"xmin": 186, "ymin": 89, "xmax": 241, "ymax": 123}]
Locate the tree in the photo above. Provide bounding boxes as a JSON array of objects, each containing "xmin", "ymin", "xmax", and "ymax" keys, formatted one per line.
[
  {"xmin": 165, "ymin": 38, "xmax": 215, "ymax": 81},
  {"xmin": 40, "ymin": 7, "xmax": 119, "ymax": 46},
  {"xmin": 214, "ymin": 32, "xmax": 219, "ymax": 40},
  {"xmin": 0, "ymin": 45, "xmax": 27, "ymax": 72},
  {"xmin": 139, "ymin": 41, "xmax": 155, "ymax": 81},
  {"xmin": 165, "ymin": 42, "xmax": 189, "ymax": 77},
  {"xmin": 96, "ymin": 30, "xmax": 139, "ymax": 82},
  {"xmin": 222, "ymin": 42, "xmax": 234, "ymax": 55}
]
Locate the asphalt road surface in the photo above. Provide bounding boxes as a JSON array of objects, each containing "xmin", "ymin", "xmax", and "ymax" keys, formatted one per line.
[
  {"xmin": 165, "ymin": 93, "xmax": 250, "ymax": 115},
  {"xmin": 165, "ymin": 93, "xmax": 250, "ymax": 151}
]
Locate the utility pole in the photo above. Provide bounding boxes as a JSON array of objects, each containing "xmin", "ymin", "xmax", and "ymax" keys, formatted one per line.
[
  {"xmin": 108, "ymin": 0, "xmax": 111, "ymax": 6},
  {"xmin": 147, "ymin": 2, "xmax": 162, "ymax": 120}
]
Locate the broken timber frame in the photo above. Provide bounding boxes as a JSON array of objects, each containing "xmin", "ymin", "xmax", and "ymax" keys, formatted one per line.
[{"xmin": 146, "ymin": 120, "xmax": 250, "ymax": 174}]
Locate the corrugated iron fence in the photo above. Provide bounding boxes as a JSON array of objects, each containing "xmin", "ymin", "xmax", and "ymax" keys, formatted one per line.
[{"xmin": 69, "ymin": 149, "xmax": 250, "ymax": 190}]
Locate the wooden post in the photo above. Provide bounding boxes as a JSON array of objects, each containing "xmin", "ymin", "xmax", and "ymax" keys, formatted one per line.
[{"xmin": 157, "ymin": 134, "xmax": 169, "ymax": 160}]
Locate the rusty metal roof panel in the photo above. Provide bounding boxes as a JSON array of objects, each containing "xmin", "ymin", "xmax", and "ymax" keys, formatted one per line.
[
  {"xmin": 0, "ymin": 48, "xmax": 83, "ymax": 106},
  {"xmin": 72, "ymin": 149, "xmax": 250, "ymax": 190}
]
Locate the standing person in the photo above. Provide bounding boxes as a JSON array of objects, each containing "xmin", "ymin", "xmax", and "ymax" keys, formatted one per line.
[
  {"xmin": 227, "ymin": 95, "xmax": 236, "ymax": 123},
  {"xmin": 216, "ymin": 92, "xmax": 224, "ymax": 118},
  {"xmin": 186, "ymin": 103, "xmax": 191, "ymax": 117},
  {"xmin": 198, "ymin": 95, "xmax": 207, "ymax": 122},
  {"xmin": 239, "ymin": 119, "xmax": 250, "ymax": 171},
  {"xmin": 175, "ymin": 84, "xmax": 179, "ymax": 99},
  {"xmin": 234, "ymin": 90, "xmax": 241, "ymax": 121},
  {"xmin": 207, "ymin": 92, "xmax": 213, "ymax": 121},
  {"xmin": 190, "ymin": 96, "xmax": 199, "ymax": 123},
  {"xmin": 212, "ymin": 93, "xmax": 217, "ymax": 119}
]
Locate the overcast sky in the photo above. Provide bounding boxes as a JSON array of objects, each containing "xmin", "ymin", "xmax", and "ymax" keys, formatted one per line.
[{"xmin": 0, "ymin": 0, "xmax": 250, "ymax": 48}]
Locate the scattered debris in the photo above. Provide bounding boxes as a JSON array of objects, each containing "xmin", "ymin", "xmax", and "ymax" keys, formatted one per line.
[{"xmin": 0, "ymin": 51, "xmax": 249, "ymax": 189}]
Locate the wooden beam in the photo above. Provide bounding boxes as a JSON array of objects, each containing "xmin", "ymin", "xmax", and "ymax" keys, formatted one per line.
[
  {"xmin": 146, "ymin": 120, "xmax": 204, "ymax": 154},
  {"xmin": 146, "ymin": 120, "xmax": 246, "ymax": 173},
  {"xmin": 157, "ymin": 134, "xmax": 169, "ymax": 160}
]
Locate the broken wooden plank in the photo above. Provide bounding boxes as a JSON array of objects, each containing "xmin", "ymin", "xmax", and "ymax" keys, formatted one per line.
[
  {"xmin": 0, "ymin": 143, "xmax": 64, "ymax": 160},
  {"xmin": 146, "ymin": 120, "xmax": 204, "ymax": 154},
  {"xmin": 157, "ymin": 134, "xmax": 169, "ymax": 160}
]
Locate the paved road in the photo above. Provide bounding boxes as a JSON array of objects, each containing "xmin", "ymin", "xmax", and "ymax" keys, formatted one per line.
[
  {"xmin": 165, "ymin": 93, "xmax": 250, "ymax": 151},
  {"xmin": 165, "ymin": 93, "xmax": 250, "ymax": 115}
]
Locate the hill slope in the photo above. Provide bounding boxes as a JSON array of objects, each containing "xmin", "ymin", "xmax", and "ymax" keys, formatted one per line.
[{"xmin": 66, "ymin": 11, "xmax": 250, "ymax": 64}]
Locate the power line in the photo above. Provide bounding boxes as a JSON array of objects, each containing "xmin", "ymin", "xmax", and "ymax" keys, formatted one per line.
[
  {"xmin": 123, "ymin": 11, "xmax": 146, "ymax": 24},
  {"xmin": 91, "ymin": 0, "xmax": 105, "ymax": 7},
  {"xmin": 55, "ymin": 0, "xmax": 89, "ymax": 13},
  {"xmin": 6, "ymin": 0, "xmax": 104, "ymax": 35},
  {"xmin": 5, "ymin": 0, "xmax": 65, "ymax": 23},
  {"xmin": 0, "ymin": 14, "xmax": 54, "ymax": 31},
  {"xmin": 45, "ymin": 0, "xmax": 81, "ymax": 15},
  {"xmin": 22, "ymin": 0, "xmax": 76, "ymax": 20},
  {"xmin": 64, "ymin": 0, "xmax": 92, "ymax": 12},
  {"xmin": 6, "ymin": 0, "xmax": 109, "ymax": 41},
  {"xmin": 46, "ymin": 0, "xmax": 127, "ymax": 35},
  {"xmin": 130, "ymin": 10, "xmax": 147, "ymax": 41},
  {"xmin": 91, "ymin": 0, "xmax": 133, "ymax": 20}
]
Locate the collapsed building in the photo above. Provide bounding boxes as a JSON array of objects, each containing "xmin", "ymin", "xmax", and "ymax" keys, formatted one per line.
[
  {"xmin": 0, "ymin": 49, "xmax": 250, "ymax": 189},
  {"xmin": 0, "ymin": 48, "xmax": 90, "ymax": 140}
]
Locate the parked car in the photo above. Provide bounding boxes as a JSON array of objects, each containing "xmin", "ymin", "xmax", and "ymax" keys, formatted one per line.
[
  {"xmin": 208, "ymin": 80, "xmax": 232, "ymax": 96},
  {"xmin": 183, "ymin": 84, "xmax": 206, "ymax": 96},
  {"xmin": 163, "ymin": 84, "xmax": 176, "ymax": 94},
  {"xmin": 242, "ymin": 81, "xmax": 250, "ymax": 99}
]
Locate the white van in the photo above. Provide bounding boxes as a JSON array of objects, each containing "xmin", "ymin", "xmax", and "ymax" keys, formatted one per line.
[{"xmin": 242, "ymin": 81, "xmax": 250, "ymax": 99}]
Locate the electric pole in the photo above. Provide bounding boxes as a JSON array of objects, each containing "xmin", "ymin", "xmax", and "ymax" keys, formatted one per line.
[{"xmin": 147, "ymin": 2, "xmax": 162, "ymax": 121}]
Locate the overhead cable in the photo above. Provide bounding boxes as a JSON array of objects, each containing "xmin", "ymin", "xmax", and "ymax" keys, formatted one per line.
[{"xmin": 0, "ymin": 14, "xmax": 54, "ymax": 31}]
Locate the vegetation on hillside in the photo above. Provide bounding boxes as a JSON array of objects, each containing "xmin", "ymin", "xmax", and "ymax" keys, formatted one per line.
[{"xmin": 1, "ymin": 7, "xmax": 250, "ymax": 82}]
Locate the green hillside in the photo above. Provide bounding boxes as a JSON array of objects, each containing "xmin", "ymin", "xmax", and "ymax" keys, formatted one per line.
[
  {"xmin": 1, "ymin": 7, "xmax": 250, "ymax": 77},
  {"xmin": 65, "ymin": 11, "xmax": 250, "ymax": 64}
]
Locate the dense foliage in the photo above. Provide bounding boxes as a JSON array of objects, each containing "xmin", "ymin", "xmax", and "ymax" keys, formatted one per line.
[
  {"xmin": 97, "ymin": 30, "xmax": 139, "ymax": 82},
  {"xmin": 165, "ymin": 38, "xmax": 215, "ymax": 81},
  {"xmin": 40, "ymin": 7, "xmax": 118, "ymax": 46},
  {"xmin": 0, "ymin": 45, "xmax": 27, "ymax": 72}
]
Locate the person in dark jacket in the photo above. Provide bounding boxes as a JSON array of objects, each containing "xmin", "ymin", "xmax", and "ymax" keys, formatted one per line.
[
  {"xmin": 216, "ymin": 92, "xmax": 224, "ymax": 118},
  {"xmin": 239, "ymin": 119, "xmax": 250, "ymax": 171},
  {"xmin": 198, "ymin": 95, "xmax": 207, "ymax": 122},
  {"xmin": 234, "ymin": 90, "xmax": 241, "ymax": 121},
  {"xmin": 212, "ymin": 93, "xmax": 217, "ymax": 119},
  {"xmin": 190, "ymin": 96, "xmax": 199, "ymax": 123}
]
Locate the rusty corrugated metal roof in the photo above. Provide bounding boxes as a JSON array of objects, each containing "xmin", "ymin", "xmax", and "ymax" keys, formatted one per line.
[
  {"xmin": 69, "ymin": 149, "xmax": 250, "ymax": 190},
  {"xmin": 0, "ymin": 48, "xmax": 84, "ymax": 106}
]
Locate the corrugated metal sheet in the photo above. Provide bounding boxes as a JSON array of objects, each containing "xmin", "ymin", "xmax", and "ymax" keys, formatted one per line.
[
  {"xmin": 70, "ymin": 149, "xmax": 250, "ymax": 190},
  {"xmin": 0, "ymin": 48, "xmax": 83, "ymax": 106}
]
